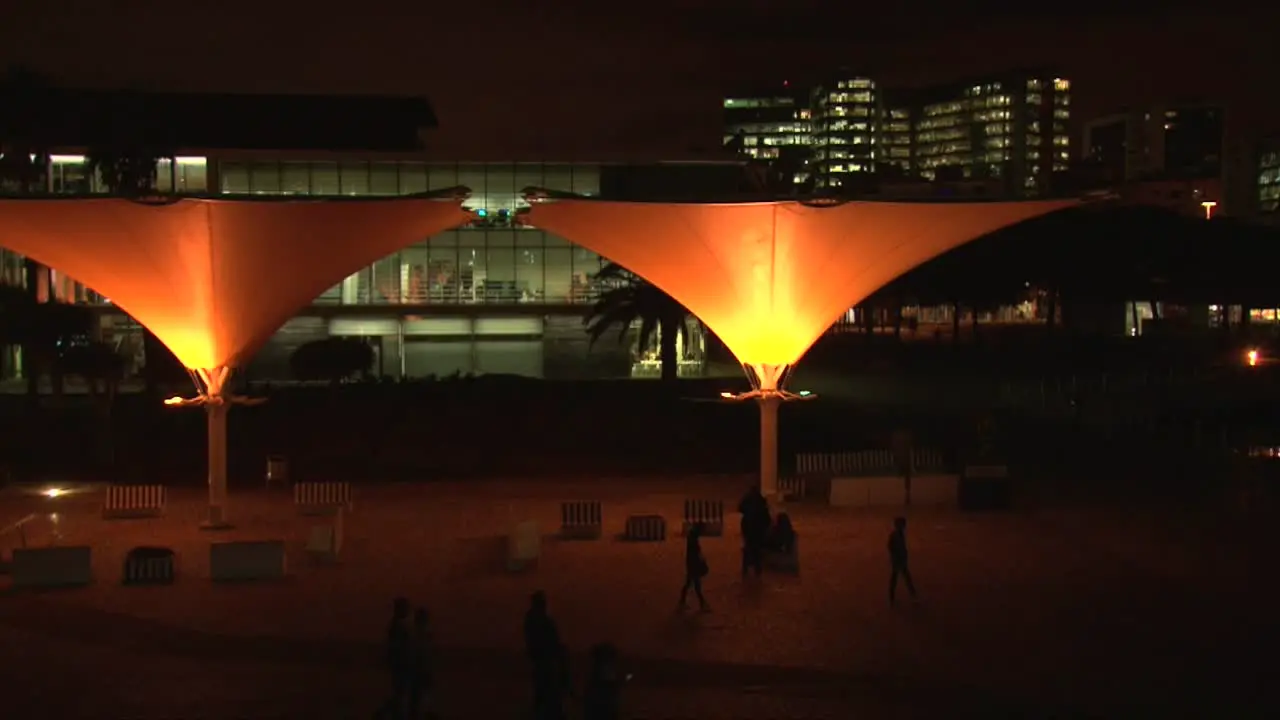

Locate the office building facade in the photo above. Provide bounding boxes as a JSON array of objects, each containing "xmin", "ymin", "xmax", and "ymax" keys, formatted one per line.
[
  {"xmin": 1256, "ymin": 137, "xmax": 1280, "ymax": 218},
  {"xmin": 723, "ymin": 69, "xmax": 1071, "ymax": 197},
  {"xmin": 1082, "ymin": 105, "xmax": 1225, "ymax": 183}
]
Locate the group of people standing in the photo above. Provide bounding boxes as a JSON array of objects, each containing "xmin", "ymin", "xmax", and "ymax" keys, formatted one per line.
[
  {"xmin": 524, "ymin": 590, "xmax": 625, "ymax": 720},
  {"xmin": 380, "ymin": 591, "xmax": 623, "ymax": 720},
  {"xmin": 681, "ymin": 486, "xmax": 800, "ymax": 611},
  {"xmin": 379, "ymin": 597, "xmax": 433, "ymax": 719}
]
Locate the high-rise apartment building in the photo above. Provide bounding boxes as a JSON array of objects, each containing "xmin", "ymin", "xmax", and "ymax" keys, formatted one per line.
[{"xmin": 722, "ymin": 69, "xmax": 1070, "ymax": 197}]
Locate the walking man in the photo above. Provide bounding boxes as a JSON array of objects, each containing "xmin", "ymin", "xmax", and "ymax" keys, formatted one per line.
[
  {"xmin": 379, "ymin": 597, "xmax": 413, "ymax": 719},
  {"xmin": 738, "ymin": 485, "xmax": 770, "ymax": 577},
  {"xmin": 888, "ymin": 516, "xmax": 918, "ymax": 605},
  {"xmin": 679, "ymin": 522, "xmax": 710, "ymax": 611},
  {"xmin": 524, "ymin": 590, "xmax": 569, "ymax": 720}
]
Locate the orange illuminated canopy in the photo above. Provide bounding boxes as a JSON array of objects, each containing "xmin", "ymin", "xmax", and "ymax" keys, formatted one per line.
[
  {"xmin": 528, "ymin": 198, "xmax": 1076, "ymax": 371},
  {"xmin": 0, "ymin": 197, "xmax": 470, "ymax": 370}
]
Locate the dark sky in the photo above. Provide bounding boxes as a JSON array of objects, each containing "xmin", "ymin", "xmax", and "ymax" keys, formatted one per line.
[{"xmin": 1, "ymin": 0, "xmax": 1276, "ymax": 158}]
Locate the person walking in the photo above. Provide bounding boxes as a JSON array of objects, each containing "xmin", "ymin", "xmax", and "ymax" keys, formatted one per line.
[
  {"xmin": 738, "ymin": 485, "xmax": 770, "ymax": 577},
  {"xmin": 524, "ymin": 591, "xmax": 569, "ymax": 720},
  {"xmin": 378, "ymin": 597, "xmax": 413, "ymax": 719},
  {"xmin": 679, "ymin": 522, "xmax": 711, "ymax": 611},
  {"xmin": 888, "ymin": 516, "xmax": 918, "ymax": 605},
  {"xmin": 583, "ymin": 642, "xmax": 625, "ymax": 720}
]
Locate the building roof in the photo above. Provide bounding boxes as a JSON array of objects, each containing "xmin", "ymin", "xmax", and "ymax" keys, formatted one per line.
[{"xmin": 24, "ymin": 88, "xmax": 439, "ymax": 153}]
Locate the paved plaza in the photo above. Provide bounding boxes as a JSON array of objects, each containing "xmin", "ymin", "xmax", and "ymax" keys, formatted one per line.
[{"xmin": 0, "ymin": 476, "xmax": 1270, "ymax": 718}]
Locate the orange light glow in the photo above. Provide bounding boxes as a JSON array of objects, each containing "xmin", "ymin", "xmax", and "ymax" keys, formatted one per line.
[
  {"xmin": 1201, "ymin": 201, "xmax": 1218, "ymax": 219},
  {"xmin": 528, "ymin": 199, "xmax": 1075, "ymax": 380},
  {"xmin": 1247, "ymin": 349, "xmax": 1259, "ymax": 367},
  {"xmin": 0, "ymin": 198, "xmax": 470, "ymax": 371},
  {"xmin": 163, "ymin": 396, "xmax": 185, "ymax": 405}
]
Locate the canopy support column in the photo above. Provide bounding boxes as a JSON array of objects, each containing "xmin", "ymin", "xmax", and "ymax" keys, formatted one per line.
[
  {"xmin": 726, "ymin": 363, "xmax": 811, "ymax": 501},
  {"xmin": 166, "ymin": 366, "xmax": 253, "ymax": 531},
  {"xmin": 758, "ymin": 394, "xmax": 781, "ymax": 500},
  {"xmin": 202, "ymin": 398, "xmax": 230, "ymax": 529}
]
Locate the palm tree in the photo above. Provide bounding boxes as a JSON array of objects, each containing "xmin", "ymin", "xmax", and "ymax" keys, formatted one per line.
[
  {"xmin": 584, "ymin": 262, "xmax": 691, "ymax": 383},
  {"xmin": 59, "ymin": 340, "xmax": 126, "ymax": 401}
]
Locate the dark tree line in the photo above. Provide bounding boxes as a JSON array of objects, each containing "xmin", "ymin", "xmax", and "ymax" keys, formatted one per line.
[{"xmin": 864, "ymin": 204, "xmax": 1280, "ymax": 336}]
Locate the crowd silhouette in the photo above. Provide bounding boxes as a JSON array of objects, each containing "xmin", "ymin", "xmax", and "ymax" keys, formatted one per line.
[{"xmin": 376, "ymin": 489, "xmax": 920, "ymax": 718}]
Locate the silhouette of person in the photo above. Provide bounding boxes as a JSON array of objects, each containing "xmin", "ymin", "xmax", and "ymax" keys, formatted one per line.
[
  {"xmin": 583, "ymin": 642, "xmax": 625, "ymax": 720},
  {"xmin": 679, "ymin": 522, "xmax": 711, "ymax": 611},
  {"xmin": 524, "ymin": 590, "xmax": 569, "ymax": 720},
  {"xmin": 408, "ymin": 607, "xmax": 432, "ymax": 719},
  {"xmin": 738, "ymin": 485, "xmax": 770, "ymax": 577},
  {"xmin": 379, "ymin": 597, "xmax": 413, "ymax": 719},
  {"xmin": 888, "ymin": 517, "xmax": 918, "ymax": 605},
  {"xmin": 769, "ymin": 512, "xmax": 796, "ymax": 554}
]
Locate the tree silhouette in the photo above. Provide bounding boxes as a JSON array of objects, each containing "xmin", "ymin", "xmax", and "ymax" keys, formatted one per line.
[
  {"xmin": 290, "ymin": 337, "xmax": 375, "ymax": 385},
  {"xmin": 584, "ymin": 262, "xmax": 691, "ymax": 383}
]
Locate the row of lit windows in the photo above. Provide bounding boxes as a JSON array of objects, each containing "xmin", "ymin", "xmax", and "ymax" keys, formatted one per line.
[
  {"xmin": 822, "ymin": 120, "xmax": 871, "ymax": 132},
  {"xmin": 924, "ymin": 101, "xmax": 967, "ymax": 117},
  {"xmin": 918, "ymin": 144, "xmax": 972, "ymax": 158},
  {"xmin": 315, "ymin": 231, "xmax": 610, "ymax": 307},
  {"xmin": 817, "ymin": 106, "xmax": 873, "ymax": 119},
  {"xmin": 918, "ymin": 116, "xmax": 966, "ymax": 131},
  {"xmin": 39, "ymin": 155, "xmax": 210, "ymax": 195},
  {"xmin": 826, "ymin": 91, "xmax": 874, "ymax": 104},
  {"xmin": 217, "ymin": 161, "xmax": 601, "ymax": 208},
  {"xmin": 727, "ymin": 122, "xmax": 811, "ymax": 134},
  {"xmin": 737, "ymin": 134, "xmax": 812, "ymax": 148},
  {"xmin": 724, "ymin": 97, "xmax": 796, "ymax": 108},
  {"xmin": 825, "ymin": 163, "xmax": 875, "ymax": 173}
]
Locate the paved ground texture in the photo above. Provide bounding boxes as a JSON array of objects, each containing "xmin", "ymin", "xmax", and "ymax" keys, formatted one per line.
[{"xmin": 0, "ymin": 476, "xmax": 1273, "ymax": 718}]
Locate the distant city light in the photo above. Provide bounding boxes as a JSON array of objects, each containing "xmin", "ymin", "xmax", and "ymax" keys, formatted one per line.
[
  {"xmin": 1201, "ymin": 201, "xmax": 1218, "ymax": 219},
  {"xmin": 43, "ymin": 488, "xmax": 65, "ymax": 498},
  {"xmin": 1247, "ymin": 349, "xmax": 1260, "ymax": 367}
]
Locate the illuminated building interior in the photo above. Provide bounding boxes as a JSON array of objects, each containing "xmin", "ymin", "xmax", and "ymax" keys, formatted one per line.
[
  {"xmin": 526, "ymin": 196, "xmax": 1077, "ymax": 495},
  {"xmin": 1259, "ymin": 146, "xmax": 1280, "ymax": 215}
]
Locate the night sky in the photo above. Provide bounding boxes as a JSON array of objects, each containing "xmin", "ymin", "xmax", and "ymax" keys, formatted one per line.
[{"xmin": 1, "ymin": 1, "xmax": 1276, "ymax": 158}]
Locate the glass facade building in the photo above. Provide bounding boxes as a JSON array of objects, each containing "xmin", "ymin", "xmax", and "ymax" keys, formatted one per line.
[{"xmin": 0, "ymin": 155, "xmax": 711, "ymax": 383}]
